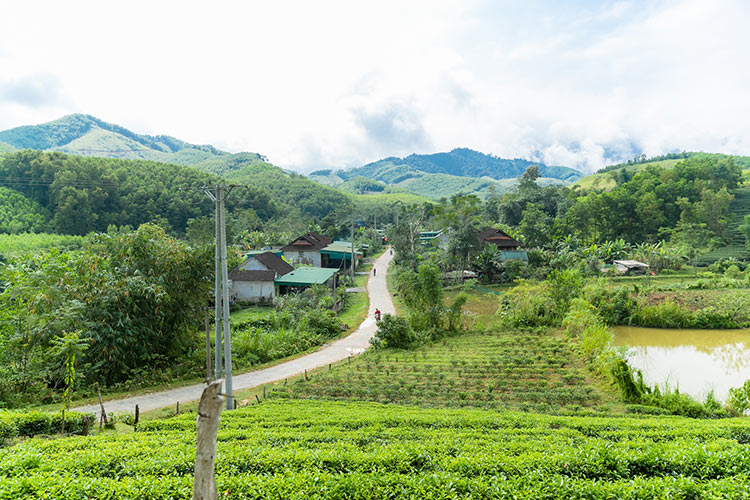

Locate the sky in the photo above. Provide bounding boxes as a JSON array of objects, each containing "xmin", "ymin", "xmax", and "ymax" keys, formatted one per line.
[{"xmin": 0, "ymin": 0, "xmax": 749, "ymax": 174}]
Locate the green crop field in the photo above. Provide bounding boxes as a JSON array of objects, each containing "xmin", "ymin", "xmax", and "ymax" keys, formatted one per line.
[
  {"xmin": 4, "ymin": 400, "xmax": 750, "ymax": 498},
  {"xmin": 271, "ymin": 326, "xmax": 610, "ymax": 413},
  {"xmin": 697, "ymin": 187, "xmax": 750, "ymax": 265},
  {"xmin": 0, "ymin": 232, "xmax": 85, "ymax": 256}
]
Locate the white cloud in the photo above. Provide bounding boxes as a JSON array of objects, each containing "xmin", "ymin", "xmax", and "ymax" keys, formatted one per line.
[{"xmin": 0, "ymin": 0, "xmax": 748, "ymax": 173}]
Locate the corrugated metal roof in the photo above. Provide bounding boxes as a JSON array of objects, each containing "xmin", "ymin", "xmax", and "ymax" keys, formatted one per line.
[
  {"xmin": 244, "ymin": 248, "xmax": 282, "ymax": 257},
  {"xmin": 274, "ymin": 267, "xmax": 336, "ymax": 286},
  {"xmin": 229, "ymin": 269, "xmax": 276, "ymax": 281},
  {"xmin": 500, "ymin": 250, "xmax": 528, "ymax": 262},
  {"xmin": 280, "ymin": 232, "xmax": 333, "ymax": 251},
  {"xmin": 321, "ymin": 241, "xmax": 362, "ymax": 255},
  {"xmin": 253, "ymin": 252, "xmax": 294, "ymax": 276}
]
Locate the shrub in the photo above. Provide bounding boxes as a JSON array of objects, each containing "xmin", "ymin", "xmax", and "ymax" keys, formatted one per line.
[
  {"xmin": 728, "ymin": 380, "xmax": 750, "ymax": 416},
  {"xmin": 496, "ymin": 281, "xmax": 555, "ymax": 328},
  {"xmin": 0, "ymin": 410, "xmax": 92, "ymax": 444},
  {"xmin": 546, "ymin": 268, "xmax": 583, "ymax": 318},
  {"xmin": 371, "ymin": 314, "xmax": 414, "ymax": 349},
  {"xmin": 583, "ymin": 281, "xmax": 638, "ymax": 325}
]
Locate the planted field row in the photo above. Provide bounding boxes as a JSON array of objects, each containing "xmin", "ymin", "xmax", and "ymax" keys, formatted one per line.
[
  {"xmin": 271, "ymin": 328, "xmax": 605, "ymax": 412},
  {"xmin": 0, "ymin": 410, "xmax": 92, "ymax": 444},
  {"xmin": 3, "ymin": 401, "xmax": 750, "ymax": 498}
]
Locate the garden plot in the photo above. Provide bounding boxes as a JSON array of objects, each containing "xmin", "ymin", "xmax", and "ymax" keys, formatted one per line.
[{"xmin": 272, "ymin": 327, "xmax": 606, "ymax": 413}]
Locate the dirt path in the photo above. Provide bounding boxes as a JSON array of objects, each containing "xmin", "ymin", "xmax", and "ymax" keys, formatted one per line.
[{"xmin": 73, "ymin": 249, "xmax": 395, "ymax": 417}]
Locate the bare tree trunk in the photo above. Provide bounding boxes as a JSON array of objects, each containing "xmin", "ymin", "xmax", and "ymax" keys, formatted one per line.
[{"xmin": 193, "ymin": 380, "xmax": 224, "ymax": 500}]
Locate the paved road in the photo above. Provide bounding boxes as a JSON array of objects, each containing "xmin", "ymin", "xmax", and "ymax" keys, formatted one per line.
[{"xmin": 73, "ymin": 249, "xmax": 395, "ymax": 416}]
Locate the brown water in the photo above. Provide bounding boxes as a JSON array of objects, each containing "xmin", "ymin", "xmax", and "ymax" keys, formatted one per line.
[{"xmin": 613, "ymin": 326, "xmax": 750, "ymax": 401}]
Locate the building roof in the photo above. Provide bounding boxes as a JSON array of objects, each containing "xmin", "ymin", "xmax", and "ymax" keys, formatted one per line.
[
  {"xmin": 244, "ymin": 248, "xmax": 283, "ymax": 258},
  {"xmin": 253, "ymin": 251, "xmax": 294, "ymax": 276},
  {"xmin": 500, "ymin": 250, "xmax": 529, "ymax": 262},
  {"xmin": 274, "ymin": 267, "xmax": 337, "ymax": 286},
  {"xmin": 477, "ymin": 227, "xmax": 523, "ymax": 248},
  {"xmin": 280, "ymin": 232, "xmax": 333, "ymax": 252},
  {"xmin": 228, "ymin": 269, "xmax": 276, "ymax": 282},
  {"xmin": 613, "ymin": 260, "xmax": 649, "ymax": 269},
  {"xmin": 419, "ymin": 230, "xmax": 443, "ymax": 240},
  {"xmin": 321, "ymin": 241, "xmax": 363, "ymax": 256}
]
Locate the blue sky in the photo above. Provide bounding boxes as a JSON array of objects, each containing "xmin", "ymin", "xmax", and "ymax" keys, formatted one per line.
[{"xmin": 0, "ymin": 0, "xmax": 748, "ymax": 173}]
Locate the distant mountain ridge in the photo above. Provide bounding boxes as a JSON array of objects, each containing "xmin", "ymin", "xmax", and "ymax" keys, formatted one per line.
[
  {"xmin": 309, "ymin": 148, "xmax": 583, "ymax": 199},
  {"xmin": 0, "ymin": 114, "xmax": 232, "ymax": 165}
]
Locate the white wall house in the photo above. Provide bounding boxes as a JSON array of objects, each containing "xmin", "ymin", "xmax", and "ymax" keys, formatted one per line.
[
  {"xmin": 280, "ymin": 232, "xmax": 333, "ymax": 268},
  {"xmin": 282, "ymin": 249, "xmax": 322, "ymax": 267},
  {"xmin": 228, "ymin": 270, "xmax": 276, "ymax": 302},
  {"xmin": 228, "ymin": 252, "xmax": 294, "ymax": 303}
]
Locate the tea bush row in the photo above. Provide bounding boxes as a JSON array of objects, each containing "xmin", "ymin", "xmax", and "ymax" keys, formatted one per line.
[
  {"xmin": 3, "ymin": 401, "xmax": 750, "ymax": 498},
  {"xmin": 0, "ymin": 410, "xmax": 92, "ymax": 444}
]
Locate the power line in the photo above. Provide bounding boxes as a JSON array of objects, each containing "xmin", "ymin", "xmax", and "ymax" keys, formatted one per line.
[{"xmin": 0, "ymin": 176, "xmax": 119, "ymax": 189}]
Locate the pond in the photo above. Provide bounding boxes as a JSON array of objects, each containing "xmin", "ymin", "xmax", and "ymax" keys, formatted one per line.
[{"xmin": 613, "ymin": 326, "xmax": 750, "ymax": 402}]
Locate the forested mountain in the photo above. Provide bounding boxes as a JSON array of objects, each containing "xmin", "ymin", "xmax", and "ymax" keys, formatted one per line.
[
  {"xmin": 0, "ymin": 150, "xmax": 279, "ymax": 235},
  {"xmin": 0, "ymin": 114, "xmax": 229, "ymax": 165},
  {"xmin": 309, "ymin": 148, "xmax": 583, "ymax": 199},
  {"xmin": 574, "ymin": 153, "xmax": 750, "ymax": 192}
]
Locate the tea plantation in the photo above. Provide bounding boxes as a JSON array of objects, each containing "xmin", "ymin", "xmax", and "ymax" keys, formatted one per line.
[
  {"xmin": 3, "ymin": 400, "xmax": 750, "ymax": 499},
  {"xmin": 272, "ymin": 327, "xmax": 607, "ymax": 413}
]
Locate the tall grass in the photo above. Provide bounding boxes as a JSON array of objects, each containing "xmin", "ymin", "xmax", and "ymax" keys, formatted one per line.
[{"xmin": 0, "ymin": 232, "xmax": 85, "ymax": 257}]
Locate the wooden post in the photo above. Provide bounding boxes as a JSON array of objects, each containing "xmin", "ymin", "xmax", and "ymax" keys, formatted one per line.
[
  {"xmin": 134, "ymin": 405, "xmax": 139, "ymax": 432},
  {"xmin": 97, "ymin": 388, "xmax": 108, "ymax": 431},
  {"xmin": 304, "ymin": 369, "xmax": 308, "ymax": 380},
  {"xmin": 176, "ymin": 401, "xmax": 180, "ymax": 415},
  {"xmin": 193, "ymin": 380, "xmax": 224, "ymax": 500},
  {"xmin": 255, "ymin": 395, "xmax": 261, "ymax": 404},
  {"xmin": 263, "ymin": 386, "xmax": 266, "ymax": 398}
]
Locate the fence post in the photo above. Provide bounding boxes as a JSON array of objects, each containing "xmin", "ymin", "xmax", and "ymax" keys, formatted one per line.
[
  {"xmin": 193, "ymin": 380, "xmax": 224, "ymax": 500},
  {"xmin": 134, "ymin": 405, "xmax": 139, "ymax": 432},
  {"xmin": 97, "ymin": 389, "xmax": 108, "ymax": 431}
]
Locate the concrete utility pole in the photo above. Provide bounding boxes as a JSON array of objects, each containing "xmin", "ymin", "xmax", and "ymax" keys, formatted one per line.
[
  {"xmin": 350, "ymin": 215, "xmax": 355, "ymax": 284},
  {"xmin": 203, "ymin": 185, "xmax": 235, "ymax": 410}
]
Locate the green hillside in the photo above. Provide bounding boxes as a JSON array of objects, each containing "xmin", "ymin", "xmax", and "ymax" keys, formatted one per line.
[
  {"xmin": 0, "ymin": 114, "xmax": 228, "ymax": 165},
  {"xmin": 0, "ymin": 150, "xmax": 279, "ymax": 235},
  {"xmin": 310, "ymin": 148, "xmax": 582, "ymax": 200},
  {"xmin": 576, "ymin": 153, "xmax": 750, "ymax": 192},
  {"xmin": 695, "ymin": 186, "xmax": 750, "ymax": 264},
  {"xmin": 344, "ymin": 148, "xmax": 582, "ymax": 183}
]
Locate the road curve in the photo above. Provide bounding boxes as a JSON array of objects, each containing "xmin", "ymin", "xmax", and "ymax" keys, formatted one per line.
[{"xmin": 73, "ymin": 249, "xmax": 395, "ymax": 416}]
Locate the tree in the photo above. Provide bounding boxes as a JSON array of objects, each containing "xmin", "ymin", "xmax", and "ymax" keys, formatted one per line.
[
  {"xmin": 391, "ymin": 203, "xmax": 426, "ymax": 271},
  {"xmin": 518, "ymin": 165, "xmax": 541, "ymax": 194},
  {"xmin": 473, "ymin": 243, "xmax": 502, "ymax": 283},
  {"xmin": 435, "ymin": 194, "xmax": 482, "ymax": 271},
  {"xmin": 518, "ymin": 203, "xmax": 552, "ymax": 248}
]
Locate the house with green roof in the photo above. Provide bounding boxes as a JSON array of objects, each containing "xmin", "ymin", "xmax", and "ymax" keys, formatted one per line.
[
  {"xmin": 274, "ymin": 267, "xmax": 338, "ymax": 295},
  {"xmin": 321, "ymin": 240, "xmax": 362, "ymax": 270}
]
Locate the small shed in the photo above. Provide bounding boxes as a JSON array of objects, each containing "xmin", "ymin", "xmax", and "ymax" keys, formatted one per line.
[
  {"xmin": 274, "ymin": 267, "xmax": 338, "ymax": 295},
  {"xmin": 321, "ymin": 241, "xmax": 362, "ymax": 270},
  {"xmin": 612, "ymin": 260, "xmax": 650, "ymax": 275},
  {"xmin": 500, "ymin": 250, "xmax": 528, "ymax": 262}
]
